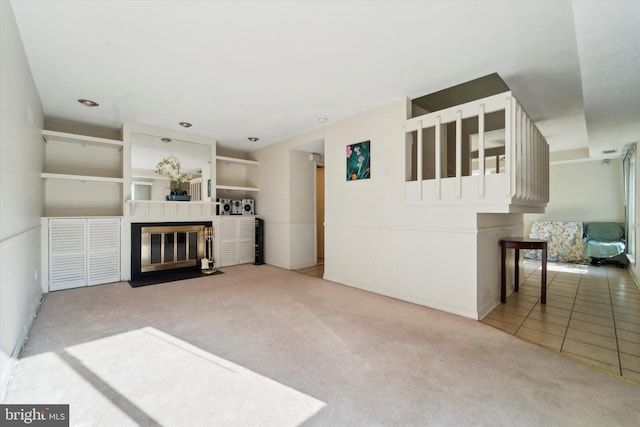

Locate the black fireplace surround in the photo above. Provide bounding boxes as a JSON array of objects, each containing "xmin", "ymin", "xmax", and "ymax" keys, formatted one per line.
[{"xmin": 130, "ymin": 221, "xmax": 212, "ymax": 284}]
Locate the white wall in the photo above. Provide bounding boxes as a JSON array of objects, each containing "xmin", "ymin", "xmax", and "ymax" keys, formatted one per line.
[
  {"xmin": 476, "ymin": 213, "xmax": 523, "ymax": 317},
  {"xmin": 251, "ymin": 140, "xmax": 292, "ymax": 269},
  {"xmin": 289, "ymin": 149, "xmax": 316, "ymax": 269},
  {"xmin": 0, "ymin": 1, "xmax": 44, "ymax": 400},
  {"xmin": 627, "ymin": 153, "xmax": 640, "ymax": 287},
  {"xmin": 524, "ymin": 159, "xmax": 624, "ymax": 228},
  {"xmin": 253, "ymin": 99, "xmax": 522, "ymax": 319}
]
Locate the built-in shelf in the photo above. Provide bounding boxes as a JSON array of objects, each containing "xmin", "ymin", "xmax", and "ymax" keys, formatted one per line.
[
  {"xmin": 42, "ymin": 129, "xmax": 123, "ymax": 149},
  {"xmin": 215, "ymin": 155, "xmax": 259, "ymax": 166},
  {"xmin": 41, "ymin": 130, "xmax": 125, "ymax": 217},
  {"xmin": 41, "ymin": 172, "xmax": 124, "ymax": 183},
  {"xmin": 214, "ymin": 154, "xmax": 260, "ymax": 197},
  {"xmin": 216, "ymin": 185, "xmax": 260, "ymax": 192}
]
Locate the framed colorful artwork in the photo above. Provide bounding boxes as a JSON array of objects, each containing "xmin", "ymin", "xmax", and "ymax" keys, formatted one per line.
[{"xmin": 346, "ymin": 140, "xmax": 370, "ymax": 181}]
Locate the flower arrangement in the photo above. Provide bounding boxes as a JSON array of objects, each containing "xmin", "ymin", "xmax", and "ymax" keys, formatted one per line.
[{"xmin": 155, "ymin": 155, "xmax": 192, "ymax": 195}]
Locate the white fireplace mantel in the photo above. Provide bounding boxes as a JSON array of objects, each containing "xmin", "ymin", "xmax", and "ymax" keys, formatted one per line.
[{"xmin": 125, "ymin": 200, "xmax": 219, "ymax": 222}]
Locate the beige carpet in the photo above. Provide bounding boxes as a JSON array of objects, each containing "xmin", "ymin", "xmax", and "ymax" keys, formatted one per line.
[{"xmin": 6, "ymin": 264, "xmax": 639, "ymax": 426}]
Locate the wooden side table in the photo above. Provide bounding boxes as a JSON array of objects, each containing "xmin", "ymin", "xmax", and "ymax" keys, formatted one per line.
[{"xmin": 500, "ymin": 237, "xmax": 548, "ymax": 304}]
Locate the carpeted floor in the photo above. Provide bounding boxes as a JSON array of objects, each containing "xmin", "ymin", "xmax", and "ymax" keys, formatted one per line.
[{"xmin": 6, "ymin": 264, "xmax": 639, "ymax": 426}]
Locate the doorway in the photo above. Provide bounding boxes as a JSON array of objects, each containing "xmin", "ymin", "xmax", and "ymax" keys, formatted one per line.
[
  {"xmin": 290, "ymin": 138, "xmax": 325, "ymax": 276},
  {"xmin": 294, "ymin": 158, "xmax": 324, "ymax": 279}
]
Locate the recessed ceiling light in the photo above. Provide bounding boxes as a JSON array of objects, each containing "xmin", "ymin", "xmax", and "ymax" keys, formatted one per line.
[
  {"xmin": 179, "ymin": 122, "xmax": 192, "ymax": 128},
  {"xmin": 77, "ymin": 99, "xmax": 99, "ymax": 107},
  {"xmin": 248, "ymin": 137, "xmax": 259, "ymax": 143},
  {"xmin": 318, "ymin": 117, "xmax": 328, "ymax": 123}
]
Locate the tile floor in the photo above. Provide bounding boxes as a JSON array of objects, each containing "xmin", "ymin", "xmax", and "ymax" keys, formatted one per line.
[{"xmin": 482, "ymin": 259, "xmax": 640, "ymax": 384}]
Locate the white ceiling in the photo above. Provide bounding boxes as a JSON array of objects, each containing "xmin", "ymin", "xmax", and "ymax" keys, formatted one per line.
[{"xmin": 9, "ymin": 0, "xmax": 640, "ymax": 156}]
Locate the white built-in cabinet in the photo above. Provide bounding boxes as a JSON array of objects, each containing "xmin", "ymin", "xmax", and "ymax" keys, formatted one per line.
[
  {"xmin": 219, "ymin": 216, "xmax": 255, "ymax": 267},
  {"xmin": 214, "ymin": 156, "xmax": 260, "ymax": 266},
  {"xmin": 45, "ymin": 217, "xmax": 121, "ymax": 291},
  {"xmin": 39, "ymin": 126, "xmax": 262, "ymax": 289},
  {"xmin": 40, "ymin": 129, "xmax": 123, "ymax": 291},
  {"xmin": 42, "ymin": 130, "xmax": 123, "ymax": 217}
]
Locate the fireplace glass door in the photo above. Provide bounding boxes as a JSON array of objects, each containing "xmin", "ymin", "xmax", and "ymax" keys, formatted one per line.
[{"xmin": 140, "ymin": 225, "xmax": 205, "ymax": 272}]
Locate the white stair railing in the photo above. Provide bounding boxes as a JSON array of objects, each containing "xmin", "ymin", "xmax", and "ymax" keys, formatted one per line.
[{"xmin": 404, "ymin": 91, "xmax": 549, "ymax": 212}]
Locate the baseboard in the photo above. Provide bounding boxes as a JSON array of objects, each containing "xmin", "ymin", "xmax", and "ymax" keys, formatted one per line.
[
  {"xmin": 0, "ymin": 320, "xmax": 31, "ymax": 402},
  {"xmin": 477, "ymin": 298, "xmax": 501, "ymax": 320},
  {"xmin": 264, "ymin": 260, "xmax": 290, "ymax": 270},
  {"xmin": 1, "ymin": 292, "xmax": 42, "ymax": 401},
  {"xmin": 0, "ymin": 227, "xmax": 43, "ymax": 402},
  {"xmin": 1, "ymin": 353, "xmax": 18, "ymax": 402},
  {"xmin": 323, "ymin": 274, "xmax": 479, "ymax": 320},
  {"xmin": 628, "ymin": 266, "xmax": 640, "ymax": 291}
]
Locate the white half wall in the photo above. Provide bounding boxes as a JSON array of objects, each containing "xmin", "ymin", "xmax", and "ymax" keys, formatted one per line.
[
  {"xmin": 323, "ymin": 223, "xmax": 480, "ymax": 318},
  {"xmin": 0, "ymin": 0, "xmax": 45, "ymax": 400}
]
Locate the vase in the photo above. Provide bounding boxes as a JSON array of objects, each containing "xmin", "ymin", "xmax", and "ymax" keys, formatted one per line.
[{"xmin": 166, "ymin": 195, "xmax": 191, "ymax": 201}]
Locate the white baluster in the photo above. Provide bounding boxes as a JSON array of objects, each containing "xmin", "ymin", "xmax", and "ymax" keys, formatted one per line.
[
  {"xmin": 456, "ymin": 110, "xmax": 462, "ymax": 199},
  {"xmin": 478, "ymin": 104, "xmax": 485, "ymax": 198},
  {"xmin": 435, "ymin": 116, "xmax": 442, "ymax": 200},
  {"xmin": 417, "ymin": 121, "xmax": 423, "ymax": 201}
]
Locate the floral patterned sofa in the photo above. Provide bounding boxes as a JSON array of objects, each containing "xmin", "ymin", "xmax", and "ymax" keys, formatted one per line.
[{"xmin": 526, "ymin": 221, "xmax": 586, "ymax": 262}]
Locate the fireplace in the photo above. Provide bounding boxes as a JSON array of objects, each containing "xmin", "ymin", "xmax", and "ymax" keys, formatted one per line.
[{"xmin": 131, "ymin": 221, "xmax": 212, "ymax": 281}]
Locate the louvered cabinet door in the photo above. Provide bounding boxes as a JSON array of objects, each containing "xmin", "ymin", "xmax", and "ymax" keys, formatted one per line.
[
  {"xmin": 87, "ymin": 218, "xmax": 120, "ymax": 286},
  {"xmin": 49, "ymin": 219, "xmax": 86, "ymax": 291},
  {"xmin": 219, "ymin": 216, "xmax": 256, "ymax": 266},
  {"xmin": 238, "ymin": 217, "xmax": 255, "ymax": 264},
  {"xmin": 220, "ymin": 216, "xmax": 239, "ymax": 267}
]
